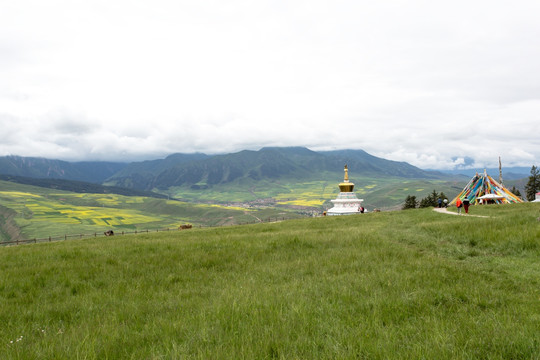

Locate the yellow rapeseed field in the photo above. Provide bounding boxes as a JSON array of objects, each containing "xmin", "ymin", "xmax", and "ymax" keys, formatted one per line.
[
  {"xmin": 0, "ymin": 191, "xmax": 163, "ymax": 227},
  {"xmin": 0, "ymin": 191, "xmax": 40, "ymax": 198}
]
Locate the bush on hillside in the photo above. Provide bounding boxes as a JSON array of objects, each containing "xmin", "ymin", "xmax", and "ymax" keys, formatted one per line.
[
  {"xmin": 402, "ymin": 195, "xmax": 418, "ymax": 209},
  {"xmin": 418, "ymin": 190, "xmax": 448, "ymax": 208}
]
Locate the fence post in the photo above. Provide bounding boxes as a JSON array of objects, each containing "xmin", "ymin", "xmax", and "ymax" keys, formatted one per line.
[
  {"xmin": 65, "ymin": 234, "xmax": 67, "ymax": 240},
  {"xmin": 17, "ymin": 239, "xmax": 19, "ymax": 245},
  {"xmin": 122, "ymin": 231, "xmax": 124, "ymax": 235},
  {"xmin": 94, "ymin": 232, "xmax": 97, "ymax": 237}
]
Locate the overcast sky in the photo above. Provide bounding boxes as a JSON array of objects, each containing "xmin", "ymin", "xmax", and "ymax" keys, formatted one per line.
[{"xmin": 1, "ymin": 0, "xmax": 539, "ymax": 169}]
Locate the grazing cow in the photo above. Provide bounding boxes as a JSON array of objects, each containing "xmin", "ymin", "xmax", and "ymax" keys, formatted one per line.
[
  {"xmin": 179, "ymin": 224, "xmax": 193, "ymax": 230},
  {"xmin": 104, "ymin": 230, "xmax": 115, "ymax": 236}
]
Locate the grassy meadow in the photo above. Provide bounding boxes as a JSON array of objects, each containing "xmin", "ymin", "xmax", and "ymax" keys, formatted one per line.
[{"xmin": 1, "ymin": 202, "xmax": 539, "ymax": 359}]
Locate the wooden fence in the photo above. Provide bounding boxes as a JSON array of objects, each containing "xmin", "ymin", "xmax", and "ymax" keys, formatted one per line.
[{"xmin": 0, "ymin": 216, "xmax": 292, "ymax": 247}]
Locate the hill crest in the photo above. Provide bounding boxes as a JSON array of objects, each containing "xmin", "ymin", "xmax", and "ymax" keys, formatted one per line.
[
  {"xmin": 107, "ymin": 147, "xmax": 442, "ymax": 190},
  {"xmin": 0, "ymin": 147, "xmax": 442, "ymax": 191}
]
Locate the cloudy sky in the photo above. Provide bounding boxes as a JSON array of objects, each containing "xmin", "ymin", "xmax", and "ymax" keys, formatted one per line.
[{"xmin": 1, "ymin": 0, "xmax": 539, "ymax": 169}]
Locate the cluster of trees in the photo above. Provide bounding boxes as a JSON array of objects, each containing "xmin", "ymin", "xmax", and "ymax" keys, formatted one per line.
[
  {"xmin": 510, "ymin": 186, "xmax": 522, "ymax": 199},
  {"xmin": 506, "ymin": 165, "xmax": 540, "ymax": 201},
  {"xmin": 403, "ymin": 190, "xmax": 448, "ymax": 210},
  {"xmin": 525, "ymin": 165, "xmax": 540, "ymax": 201}
]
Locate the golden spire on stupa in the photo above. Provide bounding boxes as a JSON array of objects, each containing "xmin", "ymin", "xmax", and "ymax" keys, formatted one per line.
[{"xmin": 339, "ymin": 165, "xmax": 355, "ymax": 192}]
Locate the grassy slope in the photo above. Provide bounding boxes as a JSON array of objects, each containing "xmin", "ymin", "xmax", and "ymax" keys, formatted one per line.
[
  {"xmin": 164, "ymin": 174, "xmax": 465, "ymax": 211},
  {"xmin": 1, "ymin": 203, "xmax": 539, "ymax": 359},
  {"xmin": 0, "ymin": 181, "xmax": 301, "ymax": 241}
]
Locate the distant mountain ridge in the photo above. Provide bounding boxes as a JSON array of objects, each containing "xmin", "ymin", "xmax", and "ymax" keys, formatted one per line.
[
  {"xmin": 0, "ymin": 155, "xmax": 126, "ymax": 183},
  {"xmin": 0, "ymin": 148, "xmax": 443, "ymax": 192},
  {"xmin": 106, "ymin": 147, "xmax": 443, "ymax": 191},
  {"xmin": 0, "ymin": 175, "xmax": 167, "ymax": 199},
  {"xmin": 108, "ymin": 153, "xmax": 210, "ymax": 190}
]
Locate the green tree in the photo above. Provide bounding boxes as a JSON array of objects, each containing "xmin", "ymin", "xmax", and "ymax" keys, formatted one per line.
[
  {"xmin": 439, "ymin": 192, "xmax": 448, "ymax": 202},
  {"xmin": 418, "ymin": 197, "xmax": 433, "ymax": 208},
  {"xmin": 510, "ymin": 186, "xmax": 522, "ymax": 199},
  {"xmin": 419, "ymin": 190, "xmax": 447, "ymax": 208},
  {"xmin": 525, "ymin": 165, "xmax": 540, "ymax": 201},
  {"xmin": 402, "ymin": 195, "xmax": 417, "ymax": 210}
]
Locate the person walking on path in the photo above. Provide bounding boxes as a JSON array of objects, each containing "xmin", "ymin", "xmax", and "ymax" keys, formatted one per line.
[
  {"xmin": 437, "ymin": 198, "xmax": 442, "ymax": 208},
  {"xmin": 463, "ymin": 198, "xmax": 470, "ymax": 214},
  {"xmin": 456, "ymin": 198, "xmax": 463, "ymax": 214}
]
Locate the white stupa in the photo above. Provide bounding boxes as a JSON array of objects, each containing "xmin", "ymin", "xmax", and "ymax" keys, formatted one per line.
[{"xmin": 326, "ymin": 165, "xmax": 364, "ymax": 216}]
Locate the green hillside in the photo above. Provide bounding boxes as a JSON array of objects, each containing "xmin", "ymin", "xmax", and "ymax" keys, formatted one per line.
[
  {"xmin": 0, "ymin": 174, "xmax": 168, "ymax": 199},
  {"xmin": 1, "ymin": 203, "xmax": 539, "ymax": 359},
  {"xmin": 106, "ymin": 147, "xmax": 444, "ymax": 191},
  {"xmin": 105, "ymin": 147, "xmax": 461, "ymax": 211},
  {"xmin": 0, "ymin": 155, "xmax": 125, "ymax": 183},
  {"xmin": 105, "ymin": 153, "xmax": 210, "ymax": 189},
  {"xmin": 0, "ymin": 174, "xmax": 468, "ymax": 242},
  {"xmin": 162, "ymin": 175, "xmax": 466, "ymax": 211},
  {"xmin": 0, "ymin": 180, "xmax": 301, "ymax": 242},
  {"xmin": 0, "ymin": 148, "xmax": 441, "ymax": 190},
  {"xmin": 1, "ymin": 148, "xmax": 466, "ymax": 213}
]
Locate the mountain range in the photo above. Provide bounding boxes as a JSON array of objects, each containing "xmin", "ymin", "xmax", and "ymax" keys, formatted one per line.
[
  {"xmin": 0, "ymin": 147, "xmax": 443, "ymax": 192},
  {"xmin": 0, "ymin": 155, "xmax": 126, "ymax": 183}
]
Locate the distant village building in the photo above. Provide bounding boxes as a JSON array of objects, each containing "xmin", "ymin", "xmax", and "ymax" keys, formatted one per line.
[{"xmin": 326, "ymin": 165, "xmax": 365, "ymax": 216}]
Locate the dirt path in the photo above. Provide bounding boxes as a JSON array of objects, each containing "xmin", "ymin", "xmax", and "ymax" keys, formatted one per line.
[
  {"xmin": 245, "ymin": 211, "xmax": 262, "ymax": 223},
  {"xmin": 433, "ymin": 207, "xmax": 489, "ymax": 218}
]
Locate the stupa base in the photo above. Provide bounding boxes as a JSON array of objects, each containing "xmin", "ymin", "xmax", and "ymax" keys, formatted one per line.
[
  {"xmin": 326, "ymin": 192, "xmax": 364, "ymax": 216},
  {"xmin": 327, "ymin": 209, "xmax": 362, "ymax": 216}
]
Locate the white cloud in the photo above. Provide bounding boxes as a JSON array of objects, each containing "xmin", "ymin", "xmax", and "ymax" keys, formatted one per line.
[{"xmin": 0, "ymin": 0, "xmax": 539, "ymax": 169}]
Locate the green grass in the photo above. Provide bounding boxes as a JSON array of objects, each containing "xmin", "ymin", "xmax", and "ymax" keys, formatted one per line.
[{"xmin": 1, "ymin": 202, "xmax": 539, "ymax": 359}]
